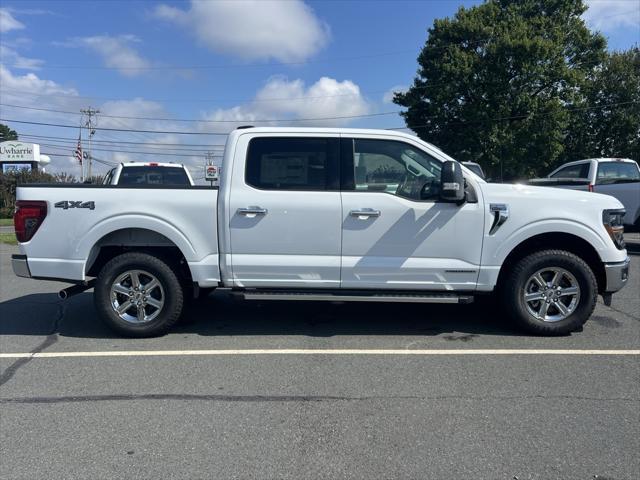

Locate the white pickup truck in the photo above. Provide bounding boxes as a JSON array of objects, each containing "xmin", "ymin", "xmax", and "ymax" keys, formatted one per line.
[
  {"xmin": 528, "ymin": 158, "xmax": 640, "ymax": 227},
  {"xmin": 102, "ymin": 162, "xmax": 194, "ymax": 186},
  {"xmin": 12, "ymin": 127, "xmax": 630, "ymax": 337}
]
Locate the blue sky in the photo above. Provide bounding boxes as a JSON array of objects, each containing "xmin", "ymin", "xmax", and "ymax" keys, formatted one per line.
[{"xmin": 1, "ymin": 0, "xmax": 638, "ymax": 180}]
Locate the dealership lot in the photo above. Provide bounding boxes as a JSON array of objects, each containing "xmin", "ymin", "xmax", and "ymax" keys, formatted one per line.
[{"xmin": 1, "ymin": 241, "xmax": 638, "ymax": 479}]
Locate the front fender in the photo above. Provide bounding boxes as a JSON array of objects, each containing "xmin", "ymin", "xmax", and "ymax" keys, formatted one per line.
[{"xmin": 487, "ymin": 218, "xmax": 621, "ymax": 265}]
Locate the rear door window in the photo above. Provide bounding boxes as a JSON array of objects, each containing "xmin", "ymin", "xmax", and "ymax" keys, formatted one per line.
[
  {"xmin": 245, "ymin": 137, "xmax": 339, "ymax": 190},
  {"xmin": 596, "ymin": 162, "xmax": 640, "ymax": 184}
]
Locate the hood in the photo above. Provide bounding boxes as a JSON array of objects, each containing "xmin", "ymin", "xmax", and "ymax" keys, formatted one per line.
[{"xmin": 480, "ymin": 182, "xmax": 624, "ymax": 210}]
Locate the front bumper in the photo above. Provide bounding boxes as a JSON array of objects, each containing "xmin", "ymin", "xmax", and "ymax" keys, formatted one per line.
[
  {"xmin": 604, "ymin": 256, "xmax": 630, "ymax": 293},
  {"xmin": 11, "ymin": 254, "xmax": 31, "ymax": 278}
]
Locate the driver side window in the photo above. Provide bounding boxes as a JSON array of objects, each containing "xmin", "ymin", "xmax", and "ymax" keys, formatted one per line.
[{"xmin": 352, "ymin": 139, "xmax": 442, "ymax": 201}]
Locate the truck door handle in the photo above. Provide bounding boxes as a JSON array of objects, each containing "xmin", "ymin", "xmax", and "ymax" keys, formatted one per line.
[
  {"xmin": 350, "ymin": 209, "xmax": 381, "ymax": 218},
  {"xmin": 237, "ymin": 206, "xmax": 268, "ymax": 216}
]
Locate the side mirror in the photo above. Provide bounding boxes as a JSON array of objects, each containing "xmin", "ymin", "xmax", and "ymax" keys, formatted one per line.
[
  {"xmin": 420, "ymin": 178, "xmax": 440, "ymax": 200},
  {"xmin": 440, "ymin": 161, "xmax": 465, "ymax": 203}
]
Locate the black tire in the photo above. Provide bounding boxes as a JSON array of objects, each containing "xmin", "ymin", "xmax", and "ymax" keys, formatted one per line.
[
  {"xmin": 501, "ymin": 250, "xmax": 597, "ymax": 335},
  {"xmin": 94, "ymin": 252, "xmax": 184, "ymax": 337}
]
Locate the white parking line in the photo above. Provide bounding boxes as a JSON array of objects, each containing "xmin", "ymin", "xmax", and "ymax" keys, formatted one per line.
[{"xmin": 0, "ymin": 349, "xmax": 639, "ymax": 359}]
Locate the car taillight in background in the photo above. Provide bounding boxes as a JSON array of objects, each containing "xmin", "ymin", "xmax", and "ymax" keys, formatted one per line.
[
  {"xmin": 14, "ymin": 201, "xmax": 47, "ymax": 243},
  {"xmin": 602, "ymin": 208, "xmax": 625, "ymax": 250},
  {"xmin": 588, "ymin": 184, "xmax": 594, "ymax": 192}
]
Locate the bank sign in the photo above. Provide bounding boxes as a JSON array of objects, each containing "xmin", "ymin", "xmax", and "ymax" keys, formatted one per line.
[{"xmin": 0, "ymin": 141, "xmax": 39, "ymax": 162}]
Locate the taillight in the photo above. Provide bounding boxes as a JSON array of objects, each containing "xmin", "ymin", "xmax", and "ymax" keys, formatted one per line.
[
  {"xmin": 14, "ymin": 201, "xmax": 47, "ymax": 243},
  {"xmin": 588, "ymin": 184, "xmax": 594, "ymax": 192}
]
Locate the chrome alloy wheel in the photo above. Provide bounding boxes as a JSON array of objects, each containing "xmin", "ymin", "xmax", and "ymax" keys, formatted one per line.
[
  {"xmin": 110, "ymin": 269, "xmax": 164, "ymax": 324},
  {"xmin": 523, "ymin": 267, "xmax": 581, "ymax": 322}
]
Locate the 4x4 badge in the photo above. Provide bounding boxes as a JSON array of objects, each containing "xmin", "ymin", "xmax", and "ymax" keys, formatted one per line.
[{"xmin": 54, "ymin": 201, "xmax": 95, "ymax": 210}]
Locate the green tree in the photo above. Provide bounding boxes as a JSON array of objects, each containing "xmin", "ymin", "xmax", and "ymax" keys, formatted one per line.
[
  {"xmin": 394, "ymin": 0, "xmax": 606, "ymax": 180},
  {"xmin": 562, "ymin": 47, "xmax": 640, "ymax": 163},
  {"xmin": 0, "ymin": 124, "xmax": 18, "ymax": 141}
]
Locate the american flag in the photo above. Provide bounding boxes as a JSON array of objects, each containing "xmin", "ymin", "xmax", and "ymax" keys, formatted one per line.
[{"xmin": 74, "ymin": 132, "xmax": 82, "ymax": 165}]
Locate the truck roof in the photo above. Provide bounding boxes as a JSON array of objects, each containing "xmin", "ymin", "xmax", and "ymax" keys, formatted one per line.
[
  {"xmin": 120, "ymin": 162, "xmax": 185, "ymax": 168},
  {"xmin": 230, "ymin": 126, "xmax": 418, "ymax": 137},
  {"xmin": 559, "ymin": 158, "xmax": 637, "ymax": 167},
  {"xmin": 227, "ymin": 126, "xmax": 447, "ymax": 152}
]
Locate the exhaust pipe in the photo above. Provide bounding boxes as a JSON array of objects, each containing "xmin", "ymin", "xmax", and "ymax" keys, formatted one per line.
[{"xmin": 58, "ymin": 279, "xmax": 96, "ymax": 300}]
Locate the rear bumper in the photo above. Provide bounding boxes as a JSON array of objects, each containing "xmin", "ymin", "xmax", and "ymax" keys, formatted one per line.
[
  {"xmin": 604, "ymin": 257, "xmax": 630, "ymax": 293},
  {"xmin": 11, "ymin": 254, "xmax": 31, "ymax": 278}
]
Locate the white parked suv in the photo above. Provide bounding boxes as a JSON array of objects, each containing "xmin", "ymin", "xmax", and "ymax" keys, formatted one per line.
[{"xmin": 12, "ymin": 128, "xmax": 630, "ymax": 337}]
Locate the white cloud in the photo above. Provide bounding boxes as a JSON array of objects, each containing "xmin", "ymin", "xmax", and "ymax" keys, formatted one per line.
[
  {"xmin": 71, "ymin": 35, "xmax": 151, "ymax": 77},
  {"xmin": 0, "ymin": 8, "xmax": 24, "ymax": 33},
  {"xmin": 0, "ymin": 64, "xmax": 79, "ymax": 104},
  {"xmin": 583, "ymin": 0, "xmax": 640, "ymax": 30},
  {"xmin": 153, "ymin": 0, "xmax": 329, "ymax": 62},
  {"xmin": 203, "ymin": 76, "xmax": 370, "ymax": 130},
  {"xmin": 0, "ymin": 44, "xmax": 43, "ymax": 70},
  {"xmin": 382, "ymin": 85, "xmax": 407, "ymax": 104}
]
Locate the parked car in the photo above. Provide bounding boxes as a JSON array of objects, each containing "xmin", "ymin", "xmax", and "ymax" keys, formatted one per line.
[
  {"xmin": 102, "ymin": 162, "xmax": 194, "ymax": 186},
  {"xmin": 461, "ymin": 161, "xmax": 485, "ymax": 179},
  {"xmin": 528, "ymin": 158, "xmax": 639, "ymax": 226},
  {"xmin": 12, "ymin": 127, "xmax": 629, "ymax": 337}
]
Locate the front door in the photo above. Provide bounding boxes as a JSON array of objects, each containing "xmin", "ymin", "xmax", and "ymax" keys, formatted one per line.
[
  {"xmin": 340, "ymin": 137, "xmax": 484, "ymax": 290},
  {"xmin": 228, "ymin": 135, "xmax": 342, "ymax": 288}
]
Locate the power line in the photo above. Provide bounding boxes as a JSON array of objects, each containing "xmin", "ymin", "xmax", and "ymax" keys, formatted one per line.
[
  {"xmin": 387, "ymin": 100, "xmax": 639, "ymax": 131},
  {"xmin": 2, "ymin": 37, "xmax": 512, "ymax": 73},
  {"xmin": 3, "ymin": 48, "xmax": 423, "ymax": 71},
  {"xmin": 19, "ymin": 135, "xmax": 224, "ymax": 152},
  {"xmin": 0, "ymin": 103, "xmax": 401, "ymax": 123},
  {"xmin": 0, "ymin": 87, "xmax": 376, "ymax": 104},
  {"xmin": 4, "ymin": 101, "xmax": 636, "ymax": 138},
  {"xmin": 0, "ymin": 118, "xmax": 229, "ymax": 135},
  {"xmin": 0, "ymin": 57, "xmax": 605, "ymax": 106},
  {"xmin": 37, "ymin": 142, "xmax": 206, "ymax": 158}
]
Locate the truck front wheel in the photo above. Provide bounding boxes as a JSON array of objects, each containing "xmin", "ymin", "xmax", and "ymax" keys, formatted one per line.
[
  {"xmin": 94, "ymin": 252, "xmax": 184, "ymax": 337},
  {"xmin": 501, "ymin": 250, "xmax": 597, "ymax": 335}
]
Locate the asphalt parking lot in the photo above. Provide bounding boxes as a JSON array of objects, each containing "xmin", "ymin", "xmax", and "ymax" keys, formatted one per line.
[{"xmin": 0, "ymin": 238, "xmax": 638, "ymax": 480}]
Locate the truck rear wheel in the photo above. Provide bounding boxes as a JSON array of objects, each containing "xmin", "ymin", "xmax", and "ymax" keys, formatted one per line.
[
  {"xmin": 94, "ymin": 252, "xmax": 184, "ymax": 337},
  {"xmin": 501, "ymin": 250, "xmax": 597, "ymax": 335}
]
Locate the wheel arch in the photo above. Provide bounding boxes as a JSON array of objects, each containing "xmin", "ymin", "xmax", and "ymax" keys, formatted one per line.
[
  {"xmin": 85, "ymin": 227, "xmax": 193, "ymax": 283},
  {"xmin": 496, "ymin": 232, "xmax": 606, "ymax": 293}
]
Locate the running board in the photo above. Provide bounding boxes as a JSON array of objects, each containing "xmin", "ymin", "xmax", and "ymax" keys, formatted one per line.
[{"xmin": 240, "ymin": 291, "xmax": 474, "ymax": 304}]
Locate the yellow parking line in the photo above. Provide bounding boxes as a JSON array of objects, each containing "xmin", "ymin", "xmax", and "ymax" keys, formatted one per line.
[{"xmin": 0, "ymin": 349, "xmax": 639, "ymax": 359}]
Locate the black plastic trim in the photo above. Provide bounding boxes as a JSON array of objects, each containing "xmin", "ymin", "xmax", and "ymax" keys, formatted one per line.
[{"xmin": 17, "ymin": 183, "xmax": 218, "ymax": 190}]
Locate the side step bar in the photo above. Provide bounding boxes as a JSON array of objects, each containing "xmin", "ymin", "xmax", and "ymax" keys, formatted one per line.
[{"xmin": 240, "ymin": 291, "xmax": 474, "ymax": 304}]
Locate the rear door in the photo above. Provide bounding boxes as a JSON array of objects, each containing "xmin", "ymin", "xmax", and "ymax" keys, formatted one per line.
[{"xmin": 228, "ymin": 134, "xmax": 342, "ymax": 288}]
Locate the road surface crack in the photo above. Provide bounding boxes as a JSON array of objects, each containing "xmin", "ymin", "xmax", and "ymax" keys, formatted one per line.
[
  {"xmin": 0, "ymin": 303, "xmax": 64, "ymax": 388},
  {"xmin": 0, "ymin": 393, "xmax": 637, "ymax": 404}
]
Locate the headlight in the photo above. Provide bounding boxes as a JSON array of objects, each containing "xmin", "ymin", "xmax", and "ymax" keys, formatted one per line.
[{"xmin": 603, "ymin": 209, "xmax": 625, "ymax": 249}]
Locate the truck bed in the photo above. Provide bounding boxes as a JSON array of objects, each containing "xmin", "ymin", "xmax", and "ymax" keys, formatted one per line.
[{"xmin": 15, "ymin": 184, "xmax": 220, "ymax": 285}]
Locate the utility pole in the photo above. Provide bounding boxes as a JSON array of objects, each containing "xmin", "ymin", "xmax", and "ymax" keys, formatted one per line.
[{"xmin": 81, "ymin": 107, "xmax": 100, "ymax": 180}]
